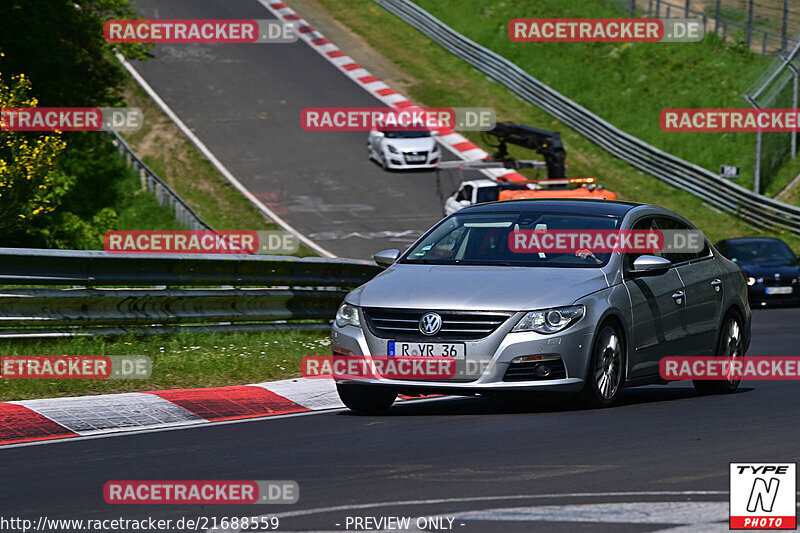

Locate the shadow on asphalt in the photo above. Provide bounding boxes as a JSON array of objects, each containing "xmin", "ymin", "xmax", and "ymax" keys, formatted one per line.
[{"xmin": 337, "ymin": 386, "xmax": 755, "ymax": 417}]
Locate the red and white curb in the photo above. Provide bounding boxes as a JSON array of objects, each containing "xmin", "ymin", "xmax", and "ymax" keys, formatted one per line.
[
  {"xmin": 0, "ymin": 378, "xmax": 345, "ymax": 447},
  {"xmin": 258, "ymin": 0, "xmax": 526, "ymax": 184}
]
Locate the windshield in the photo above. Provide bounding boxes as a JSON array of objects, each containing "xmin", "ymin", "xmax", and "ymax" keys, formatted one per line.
[
  {"xmin": 383, "ymin": 130, "xmax": 431, "ymax": 139},
  {"xmin": 726, "ymin": 240, "xmax": 796, "ymax": 264},
  {"xmin": 401, "ymin": 211, "xmax": 621, "ymax": 267}
]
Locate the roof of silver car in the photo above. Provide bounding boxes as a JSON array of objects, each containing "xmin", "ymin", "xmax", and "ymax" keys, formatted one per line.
[{"xmin": 462, "ymin": 198, "xmax": 642, "ymax": 216}]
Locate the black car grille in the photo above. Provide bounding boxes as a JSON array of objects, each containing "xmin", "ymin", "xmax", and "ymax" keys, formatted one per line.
[
  {"xmin": 762, "ymin": 277, "xmax": 796, "ymax": 287},
  {"xmin": 362, "ymin": 308, "xmax": 512, "ymax": 341},
  {"xmin": 503, "ymin": 359, "xmax": 567, "ymax": 382}
]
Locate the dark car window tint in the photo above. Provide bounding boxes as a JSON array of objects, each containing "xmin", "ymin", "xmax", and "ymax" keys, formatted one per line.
[
  {"xmin": 476, "ymin": 187, "xmax": 500, "ymax": 203},
  {"xmin": 725, "ymin": 240, "xmax": 796, "ymax": 264}
]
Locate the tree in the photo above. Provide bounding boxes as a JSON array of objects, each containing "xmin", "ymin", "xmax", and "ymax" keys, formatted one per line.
[
  {"xmin": 0, "ymin": 0, "xmax": 150, "ymax": 108},
  {"xmin": 0, "ymin": 66, "xmax": 68, "ymax": 235},
  {"xmin": 0, "ymin": 0, "xmax": 150, "ymax": 247}
]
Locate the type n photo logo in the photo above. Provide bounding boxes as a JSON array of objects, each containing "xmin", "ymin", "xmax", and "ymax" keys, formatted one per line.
[{"xmin": 730, "ymin": 463, "xmax": 796, "ymax": 529}]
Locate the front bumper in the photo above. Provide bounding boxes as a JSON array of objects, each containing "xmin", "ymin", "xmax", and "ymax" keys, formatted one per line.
[
  {"xmin": 330, "ymin": 313, "xmax": 594, "ymax": 395},
  {"xmin": 383, "ymin": 149, "xmax": 440, "ymax": 169},
  {"xmin": 747, "ymin": 283, "xmax": 800, "ymax": 306}
]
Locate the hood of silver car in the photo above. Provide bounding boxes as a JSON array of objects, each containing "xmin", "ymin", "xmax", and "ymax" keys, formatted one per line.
[{"xmin": 351, "ymin": 264, "xmax": 609, "ymax": 311}]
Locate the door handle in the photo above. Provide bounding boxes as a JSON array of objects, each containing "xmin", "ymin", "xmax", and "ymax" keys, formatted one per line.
[
  {"xmin": 711, "ymin": 278, "xmax": 722, "ymax": 292},
  {"xmin": 672, "ymin": 290, "xmax": 685, "ymax": 304}
]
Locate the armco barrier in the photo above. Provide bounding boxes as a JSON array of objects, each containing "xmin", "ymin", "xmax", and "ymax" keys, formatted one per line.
[
  {"xmin": 0, "ymin": 248, "xmax": 380, "ymax": 337},
  {"xmin": 375, "ymin": 0, "xmax": 800, "ymax": 236},
  {"xmin": 109, "ymin": 130, "xmax": 213, "ymax": 231}
]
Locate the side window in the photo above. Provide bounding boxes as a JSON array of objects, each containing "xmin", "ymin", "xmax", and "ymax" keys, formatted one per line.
[
  {"xmin": 456, "ymin": 185, "xmax": 473, "ymax": 202},
  {"xmin": 656, "ymin": 217, "xmax": 703, "ymax": 263},
  {"xmin": 627, "ymin": 216, "xmax": 662, "ymax": 266}
]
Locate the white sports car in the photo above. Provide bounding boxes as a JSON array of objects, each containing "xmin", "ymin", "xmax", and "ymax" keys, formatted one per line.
[{"xmin": 368, "ymin": 130, "xmax": 440, "ymax": 170}]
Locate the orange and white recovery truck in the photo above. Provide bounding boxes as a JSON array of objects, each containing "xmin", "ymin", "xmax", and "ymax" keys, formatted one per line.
[{"xmin": 439, "ymin": 121, "xmax": 616, "ymax": 215}]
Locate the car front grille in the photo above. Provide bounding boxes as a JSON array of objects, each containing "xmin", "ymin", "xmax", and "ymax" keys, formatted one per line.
[{"xmin": 362, "ymin": 308, "xmax": 512, "ymax": 341}]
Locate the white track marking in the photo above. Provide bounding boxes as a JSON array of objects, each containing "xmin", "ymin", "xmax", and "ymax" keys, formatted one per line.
[
  {"xmin": 13, "ymin": 393, "xmax": 201, "ymax": 435},
  {"xmin": 0, "ymin": 406, "xmax": 346, "ymax": 450},
  {"xmin": 249, "ymin": 378, "xmax": 344, "ymax": 410},
  {"xmin": 208, "ymin": 491, "xmax": 730, "ymax": 532},
  {"xmin": 116, "ymin": 53, "xmax": 335, "ymax": 258}
]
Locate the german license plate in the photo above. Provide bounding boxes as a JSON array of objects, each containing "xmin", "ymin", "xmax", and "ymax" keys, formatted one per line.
[
  {"xmin": 388, "ymin": 341, "xmax": 465, "ymax": 359},
  {"xmin": 766, "ymin": 286, "xmax": 793, "ymax": 295},
  {"xmin": 406, "ymin": 155, "xmax": 426, "ymax": 162}
]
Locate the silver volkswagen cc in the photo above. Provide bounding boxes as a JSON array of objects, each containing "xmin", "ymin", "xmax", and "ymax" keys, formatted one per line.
[{"xmin": 331, "ymin": 199, "xmax": 751, "ymax": 413}]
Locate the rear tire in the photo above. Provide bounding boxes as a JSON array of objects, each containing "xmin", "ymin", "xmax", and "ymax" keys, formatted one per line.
[
  {"xmin": 578, "ymin": 324, "xmax": 625, "ymax": 408},
  {"xmin": 336, "ymin": 383, "xmax": 397, "ymax": 415},
  {"xmin": 693, "ymin": 312, "xmax": 743, "ymax": 395}
]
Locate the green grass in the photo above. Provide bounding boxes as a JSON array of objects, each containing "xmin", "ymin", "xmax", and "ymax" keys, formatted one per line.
[
  {"xmin": 312, "ymin": 0, "xmax": 800, "ymax": 249},
  {"xmin": 115, "ymin": 165, "xmax": 186, "ymax": 231},
  {"xmin": 0, "ymin": 329, "xmax": 329, "ymax": 401},
  {"xmin": 412, "ymin": 0, "xmax": 775, "ymax": 190}
]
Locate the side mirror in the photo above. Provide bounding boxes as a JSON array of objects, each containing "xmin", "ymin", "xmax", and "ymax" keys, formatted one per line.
[
  {"xmin": 371, "ymin": 131, "xmax": 384, "ymax": 138},
  {"xmin": 630, "ymin": 255, "xmax": 671, "ymax": 277},
  {"xmin": 373, "ymin": 249, "xmax": 400, "ymax": 269}
]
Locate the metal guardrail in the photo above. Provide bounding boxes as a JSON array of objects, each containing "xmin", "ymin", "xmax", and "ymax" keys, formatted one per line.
[
  {"xmin": 0, "ymin": 248, "xmax": 380, "ymax": 337},
  {"xmin": 109, "ymin": 130, "xmax": 212, "ymax": 231},
  {"xmin": 375, "ymin": 0, "xmax": 800, "ymax": 237}
]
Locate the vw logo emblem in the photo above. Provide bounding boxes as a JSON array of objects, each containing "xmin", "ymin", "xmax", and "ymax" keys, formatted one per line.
[
  {"xmin": 419, "ymin": 312, "xmax": 442, "ymax": 336},
  {"xmin": 775, "ymin": 273, "xmax": 781, "ymax": 280}
]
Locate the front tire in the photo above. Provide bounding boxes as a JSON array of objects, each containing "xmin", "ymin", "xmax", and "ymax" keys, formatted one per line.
[
  {"xmin": 693, "ymin": 312, "xmax": 743, "ymax": 395},
  {"xmin": 578, "ymin": 324, "xmax": 625, "ymax": 408},
  {"xmin": 336, "ymin": 383, "xmax": 397, "ymax": 414}
]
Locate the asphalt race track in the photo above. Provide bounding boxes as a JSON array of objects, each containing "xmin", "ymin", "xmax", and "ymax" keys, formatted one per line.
[
  {"xmin": 10, "ymin": 2, "xmax": 797, "ymax": 531},
  {"xmin": 129, "ymin": 0, "xmax": 455, "ymax": 259},
  {"xmin": 3, "ymin": 307, "xmax": 799, "ymax": 532}
]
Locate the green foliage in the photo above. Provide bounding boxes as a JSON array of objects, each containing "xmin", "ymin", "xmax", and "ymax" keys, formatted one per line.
[
  {"xmin": 0, "ymin": 70, "xmax": 68, "ymax": 235},
  {"xmin": 413, "ymin": 0, "xmax": 772, "ymax": 191},
  {"xmin": 0, "ymin": 0, "xmax": 150, "ymax": 108},
  {"xmin": 0, "ymin": 0, "xmax": 168, "ymax": 249}
]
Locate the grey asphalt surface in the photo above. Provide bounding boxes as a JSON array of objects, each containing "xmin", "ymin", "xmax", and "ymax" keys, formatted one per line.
[
  {"xmin": 7, "ymin": 2, "xmax": 799, "ymax": 531},
  {"xmin": 3, "ymin": 307, "xmax": 799, "ymax": 532},
  {"xmin": 129, "ymin": 0, "xmax": 454, "ymax": 260}
]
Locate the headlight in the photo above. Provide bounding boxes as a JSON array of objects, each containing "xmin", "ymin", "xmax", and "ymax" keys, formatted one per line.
[
  {"xmin": 432, "ymin": 144, "xmax": 439, "ymax": 152},
  {"xmin": 386, "ymin": 144, "xmax": 399, "ymax": 154},
  {"xmin": 747, "ymin": 277, "xmax": 756, "ymax": 286},
  {"xmin": 335, "ymin": 303, "xmax": 361, "ymax": 328},
  {"xmin": 512, "ymin": 305, "xmax": 585, "ymax": 334}
]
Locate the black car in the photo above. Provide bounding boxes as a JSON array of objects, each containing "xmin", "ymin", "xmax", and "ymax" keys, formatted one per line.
[{"xmin": 715, "ymin": 237, "xmax": 800, "ymax": 306}]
